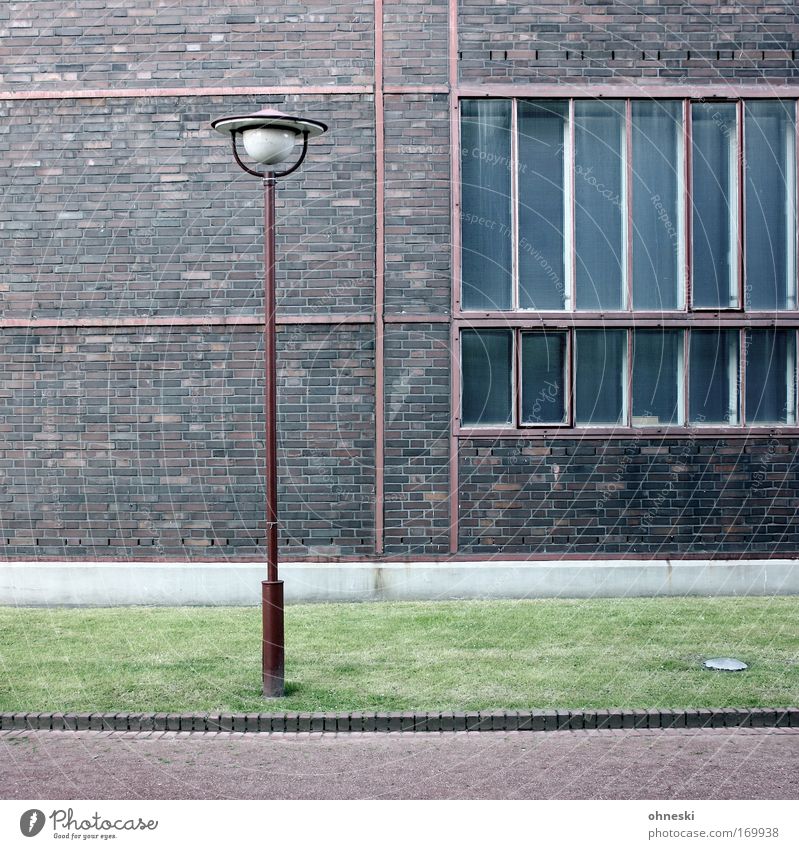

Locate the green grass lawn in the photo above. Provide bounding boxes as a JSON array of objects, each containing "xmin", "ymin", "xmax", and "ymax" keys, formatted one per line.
[{"xmin": 0, "ymin": 598, "xmax": 797, "ymax": 713}]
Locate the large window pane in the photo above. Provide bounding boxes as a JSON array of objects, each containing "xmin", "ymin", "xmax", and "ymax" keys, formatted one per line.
[
  {"xmin": 518, "ymin": 100, "xmax": 568, "ymax": 310},
  {"xmin": 745, "ymin": 329, "xmax": 796, "ymax": 424},
  {"xmin": 521, "ymin": 332, "xmax": 567, "ymax": 424},
  {"xmin": 745, "ymin": 101, "xmax": 796, "ymax": 310},
  {"xmin": 689, "ymin": 329, "xmax": 739, "ymax": 424},
  {"xmin": 460, "ymin": 100, "xmax": 513, "ymax": 310},
  {"xmin": 691, "ymin": 103, "xmax": 738, "ymax": 308},
  {"xmin": 575, "ymin": 330, "xmax": 626, "ymax": 424},
  {"xmin": 632, "ymin": 101, "xmax": 684, "ymax": 309},
  {"xmin": 461, "ymin": 329, "xmax": 513, "ymax": 426},
  {"xmin": 632, "ymin": 330, "xmax": 683, "ymax": 425},
  {"xmin": 574, "ymin": 101, "xmax": 626, "ymax": 310}
]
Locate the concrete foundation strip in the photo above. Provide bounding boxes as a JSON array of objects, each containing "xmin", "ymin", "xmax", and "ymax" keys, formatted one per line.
[
  {"xmin": 3, "ymin": 560, "xmax": 799, "ymax": 605},
  {"xmin": 1, "ymin": 708, "xmax": 797, "ymax": 733}
]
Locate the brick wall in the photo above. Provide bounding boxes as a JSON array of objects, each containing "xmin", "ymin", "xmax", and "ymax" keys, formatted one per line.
[
  {"xmin": 0, "ymin": 94, "xmax": 374, "ymax": 319},
  {"xmin": 279, "ymin": 324, "xmax": 375, "ymax": 557},
  {"xmin": 384, "ymin": 94, "xmax": 450, "ymax": 315},
  {"xmin": 383, "ymin": 323, "xmax": 450, "ymax": 554},
  {"xmin": 460, "ymin": 439, "xmax": 799, "ymax": 556},
  {"xmin": 3, "ymin": 1, "xmax": 799, "ymax": 563},
  {"xmin": 384, "ymin": 0, "xmax": 448, "ymax": 86},
  {"xmin": 0, "ymin": 325, "xmax": 374, "ymax": 559},
  {"xmin": 0, "ymin": 1, "xmax": 373, "ymax": 90},
  {"xmin": 458, "ymin": 0, "xmax": 799, "ymax": 83}
]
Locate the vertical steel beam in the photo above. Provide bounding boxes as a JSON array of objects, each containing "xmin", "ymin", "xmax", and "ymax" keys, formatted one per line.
[
  {"xmin": 737, "ymin": 99, "xmax": 745, "ymax": 310},
  {"xmin": 448, "ymin": 0, "xmax": 460, "ymax": 554},
  {"xmin": 625, "ymin": 98, "xmax": 633, "ymax": 311},
  {"xmin": 685, "ymin": 100, "xmax": 693, "ymax": 310},
  {"xmin": 374, "ymin": 0, "xmax": 385, "ymax": 554}
]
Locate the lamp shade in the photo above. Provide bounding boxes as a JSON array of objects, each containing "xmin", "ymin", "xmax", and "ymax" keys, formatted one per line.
[{"xmin": 211, "ymin": 108, "xmax": 327, "ymax": 139}]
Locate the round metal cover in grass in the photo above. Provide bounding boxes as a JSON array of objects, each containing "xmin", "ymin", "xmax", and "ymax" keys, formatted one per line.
[{"xmin": 703, "ymin": 657, "xmax": 748, "ymax": 671}]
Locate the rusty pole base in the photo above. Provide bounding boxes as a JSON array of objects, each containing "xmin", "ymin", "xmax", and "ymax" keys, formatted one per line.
[{"xmin": 262, "ymin": 580, "xmax": 285, "ymax": 698}]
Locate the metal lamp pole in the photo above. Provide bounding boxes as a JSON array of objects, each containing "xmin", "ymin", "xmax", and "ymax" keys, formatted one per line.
[{"xmin": 211, "ymin": 108, "xmax": 327, "ymax": 698}]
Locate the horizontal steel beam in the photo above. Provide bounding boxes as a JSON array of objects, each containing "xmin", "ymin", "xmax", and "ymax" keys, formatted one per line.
[
  {"xmin": 0, "ymin": 85, "xmax": 373, "ymax": 101},
  {"xmin": 0, "ymin": 314, "xmax": 375, "ymax": 330}
]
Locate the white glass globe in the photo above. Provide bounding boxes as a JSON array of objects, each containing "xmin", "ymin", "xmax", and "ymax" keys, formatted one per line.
[{"xmin": 241, "ymin": 127, "xmax": 297, "ymax": 165}]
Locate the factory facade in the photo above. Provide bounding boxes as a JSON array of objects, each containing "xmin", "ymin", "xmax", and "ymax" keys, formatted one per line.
[{"xmin": 2, "ymin": 1, "xmax": 799, "ymax": 570}]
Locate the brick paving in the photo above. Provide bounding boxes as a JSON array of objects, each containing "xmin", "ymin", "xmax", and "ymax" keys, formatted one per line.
[{"xmin": 1, "ymin": 727, "xmax": 797, "ymax": 800}]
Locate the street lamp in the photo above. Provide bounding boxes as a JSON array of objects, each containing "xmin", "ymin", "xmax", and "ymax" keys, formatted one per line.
[{"xmin": 211, "ymin": 107, "xmax": 327, "ymax": 698}]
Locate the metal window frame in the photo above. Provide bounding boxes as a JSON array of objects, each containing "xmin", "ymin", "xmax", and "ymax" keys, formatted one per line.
[
  {"xmin": 742, "ymin": 326, "xmax": 799, "ymax": 426},
  {"xmin": 741, "ymin": 98, "xmax": 799, "ymax": 312},
  {"xmin": 630, "ymin": 327, "xmax": 687, "ymax": 429},
  {"xmin": 686, "ymin": 327, "xmax": 742, "ymax": 427},
  {"xmin": 517, "ymin": 328, "xmax": 571, "ymax": 427},
  {"xmin": 455, "ymin": 92, "xmax": 799, "ymax": 438},
  {"xmin": 458, "ymin": 326, "xmax": 516, "ymax": 429},
  {"xmin": 572, "ymin": 326, "xmax": 629, "ymax": 428}
]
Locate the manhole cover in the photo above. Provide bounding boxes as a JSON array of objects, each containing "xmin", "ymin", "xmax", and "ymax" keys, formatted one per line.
[{"xmin": 703, "ymin": 657, "xmax": 748, "ymax": 671}]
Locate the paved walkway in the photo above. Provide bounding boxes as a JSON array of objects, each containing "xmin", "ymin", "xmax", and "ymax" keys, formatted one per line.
[{"xmin": 1, "ymin": 727, "xmax": 797, "ymax": 799}]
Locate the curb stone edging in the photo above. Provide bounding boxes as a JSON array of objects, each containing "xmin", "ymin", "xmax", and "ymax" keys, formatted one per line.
[{"xmin": 1, "ymin": 708, "xmax": 798, "ymax": 734}]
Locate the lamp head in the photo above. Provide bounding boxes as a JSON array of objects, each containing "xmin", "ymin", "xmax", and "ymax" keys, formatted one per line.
[{"xmin": 211, "ymin": 108, "xmax": 327, "ymax": 166}]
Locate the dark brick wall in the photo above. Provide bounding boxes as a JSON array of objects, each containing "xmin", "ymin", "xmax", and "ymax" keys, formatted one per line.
[
  {"xmin": 459, "ymin": 0, "xmax": 799, "ymax": 83},
  {"xmin": 3, "ymin": 2, "xmax": 799, "ymax": 562},
  {"xmin": 384, "ymin": 94, "xmax": 451, "ymax": 315},
  {"xmin": 383, "ymin": 323, "xmax": 450, "ymax": 554},
  {"xmin": 459, "ymin": 439, "xmax": 799, "ymax": 556},
  {"xmin": 0, "ymin": 326, "xmax": 374, "ymax": 559},
  {"xmin": 0, "ymin": 1, "xmax": 373, "ymax": 90},
  {"xmin": 0, "ymin": 94, "xmax": 374, "ymax": 319},
  {"xmin": 279, "ymin": 324, "xmax": 375, "ymax": 557},
  {"xmin": 384, "ymin": 0, "xmax": 449, "ymax": 86}
]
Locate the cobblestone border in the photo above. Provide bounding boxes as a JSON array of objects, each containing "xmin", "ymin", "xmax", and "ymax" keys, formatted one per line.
[{"xmin": 1, "ymin": 708, "xmax": 798, "ymax": 733}]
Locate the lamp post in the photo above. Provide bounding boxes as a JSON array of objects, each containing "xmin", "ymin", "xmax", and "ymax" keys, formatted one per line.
[{"xmin": 211, "ymin": 108, "xmax": 327, "ymax": 698}]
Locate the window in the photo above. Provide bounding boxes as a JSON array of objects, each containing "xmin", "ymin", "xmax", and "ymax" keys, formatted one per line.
[{"xmin": 458, "ymin": 97, "xmax": 799, "ymax": 433}]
